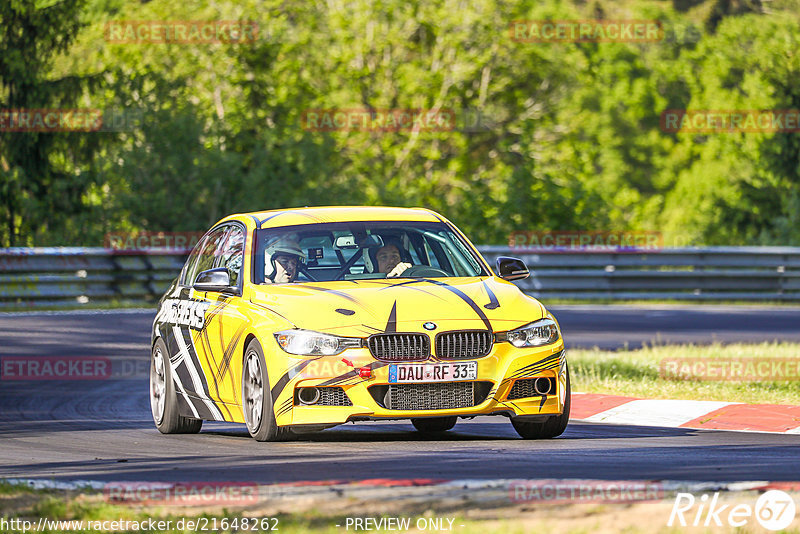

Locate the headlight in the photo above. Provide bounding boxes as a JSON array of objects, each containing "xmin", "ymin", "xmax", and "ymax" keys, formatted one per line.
[
  {"xmin": 503, "ymin": 318, "xmax": 560, "ymax": 347},
  {"xmin": 274, "ymin": 329, "xmax": 362, "ymax": 356}
]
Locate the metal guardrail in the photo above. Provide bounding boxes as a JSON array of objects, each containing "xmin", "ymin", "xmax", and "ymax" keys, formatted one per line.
[
  {"xmin": 479, "ymin": 246, "xmax": 800, "ymax": 301},
  {"xmin": 1, "ymin": 246, "xmax": 800, "ymax": 309},
  {"xmin": 0, "ymin": 248, "xmax": 186, "ymax": 309}
]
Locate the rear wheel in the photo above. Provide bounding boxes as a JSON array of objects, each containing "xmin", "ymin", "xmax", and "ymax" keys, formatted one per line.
[
  {"xmin": 150, "ymin": 338, "xmax": 202, "ymax": 434},
  {"xmin": 242, "ymin": 339, "xmax": 292, "ymax": 442},
  {"xmin": 511, "ymin": 365, "xmax": 570, "ymax": 440},
  {"xmin": 412, "ymin": 416, "xmax": 457, "ymax": 433}
]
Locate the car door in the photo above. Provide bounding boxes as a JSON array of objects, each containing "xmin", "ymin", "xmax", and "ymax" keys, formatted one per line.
[
  {"xmin": 189, "ymin": 223, "xmax": 250, "ymax": 409},
  {"xmin": 159, "ymin": 225, "xmax": 228, "ymax": 421}
]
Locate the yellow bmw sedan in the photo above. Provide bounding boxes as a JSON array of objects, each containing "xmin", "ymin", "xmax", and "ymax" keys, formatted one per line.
[{"xmin": 150, "ymin": 206, "xmax": 569, "ymax": 441}]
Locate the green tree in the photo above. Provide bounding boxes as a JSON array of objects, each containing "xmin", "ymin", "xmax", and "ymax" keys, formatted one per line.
[{"xmin": 0, "ymin": 0, "xmax": 103, "ymax": 246}]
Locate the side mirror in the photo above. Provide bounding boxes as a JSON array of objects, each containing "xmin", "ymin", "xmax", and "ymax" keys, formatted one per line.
[
  {"xmin": 193, "ymin": 268, "xmax": 234, "ymax": 292},
  {"xmin": 496, "ymin": 256, "xmax": 529, "ymax": 281}
]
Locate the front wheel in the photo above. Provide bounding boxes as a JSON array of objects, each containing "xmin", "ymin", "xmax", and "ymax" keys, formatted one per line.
[
  {"xmin": 150, "ymin": 338, "xmax": 202, "ymax": 434},
  {"xmin": 511, "ymin": 365, "xmax": 570, "ymax": 440},
  {"xmin": 242, "ymin": 339, "xmax": 292, "ymax": 442},
  {"xmin": 412, "ymin": 416, "xmax": 457, "ymax": 433}
]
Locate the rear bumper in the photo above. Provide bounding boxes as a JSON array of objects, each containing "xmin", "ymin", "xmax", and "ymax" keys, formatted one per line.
[{"xmin": 278, "ymin": 343, "xmax": 567, "ymax": 426}]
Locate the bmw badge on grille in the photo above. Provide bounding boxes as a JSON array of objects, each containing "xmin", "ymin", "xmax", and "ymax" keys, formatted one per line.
[{"xmin": 423, "ymin": 322, "xmax": 437, "ymax": 331}]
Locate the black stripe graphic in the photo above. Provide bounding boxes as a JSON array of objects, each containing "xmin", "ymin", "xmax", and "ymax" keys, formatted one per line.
[
  {"xmin": 257, "ymin": 212, "xmax": 284, "ymax": 226},
  {"xmin": 509, "ymin": 352, "xmax": 561, "ymax": 379},
  {"xmin": 378, "ymin": 280, "xmax": 449, "ymax": 300},
  {"xmin": 270, "ymin": 358, "xmax": 319, "ymax": 401},
  {"xmin": 198, "ymin": 324, "xmax": 223, "ymax": 402},
  {"xmin": 198, "ymin": 300, "xmax": 231, "ymax": 412},
  {"xmin": 258, "ymin": 210, "xmax": 321, "ymax": 227},
  {"xmin": 420, "ymin": 279, "xmax": 492, "ymax": 331},
  {"xmin": 184, "ymin": 393, "xmax": 217, "ymax": 420},
  {"xmin": 384, "ymin": 301, "xmax": 397, "ymax": 333},
  {"xmin": 299, "ymin": 284, "xmax": 360, "ymax": 303},
  {"xmin": 175, "ymin": 393, "xmax": 201, "ymax": 419},
  {"xmin": 317, "ymin": 369, "xmax": 358, "ymax": 386},
  {"xmin": 218, "ymin": 325, "xmax": 246, "ymax": 381},
  {"xmin": 181, "ymin": 327, "xmax": 212, "ymax": 395},
  {"xmin": 317, "ymin": 361, "xmax": 390, "ymax": 387},
  {"xmin": 276, "ymin": 397, "xmax": 293, "ymax": 417},
  {"xmin": 378, "ymin": 280, "xmax": 426, "ymax": 289}
]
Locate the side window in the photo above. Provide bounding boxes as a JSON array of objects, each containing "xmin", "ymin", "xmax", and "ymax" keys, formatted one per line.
[
  {"xmin": 407, "ymin": 244, "xmax": 423, "ymax": 265},
  {"xmin": 426, "ymin": 239, "xmax": 454, "ymax": 274},
  {"xmin": 184, "ymin": 226, "xmax": 228, "ymax": 286},
  {"xmin": 423, "ymin": 241, "xmax": 446, "ymax": 270},
  {"xmin": 181, "ymin": 237, "xmax": 207, "ymax": 286},
  {"xmin": 215, "ymin": 225, "xmax": 245, "ymax": 286}
]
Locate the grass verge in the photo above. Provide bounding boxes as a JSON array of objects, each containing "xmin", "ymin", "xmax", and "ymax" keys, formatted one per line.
[
  {"xmin": 570, "ymin": 341, "xmax": 800, "ymax": 404},
  {"xmin": 2, "ymin": 481, "xmax": 798, "ymax": 534}
]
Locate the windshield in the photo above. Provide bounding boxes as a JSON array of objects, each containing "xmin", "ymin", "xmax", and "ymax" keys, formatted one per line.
[{"xmin": 253, "ymin": 221, "xmax": 487, "ymax": 284}]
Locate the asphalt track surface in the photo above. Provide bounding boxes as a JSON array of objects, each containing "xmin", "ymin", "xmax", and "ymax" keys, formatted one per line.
[{"xmin": 1, "ymin": 306, "xmax": 800, "ymax": 485}]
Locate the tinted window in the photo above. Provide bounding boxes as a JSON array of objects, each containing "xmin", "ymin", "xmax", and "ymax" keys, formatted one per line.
[
  {"xmin": 253, "ymin": 221, "xmax": 487, "ymax": 284},
  {"xmin": 215, "ymin": 225, "xmax": 245, "ymax": 286},
  {"xmin": 184, "ymin": 226, "xmax": 228, "ymax": 286},
  {"xmin": 181, "ymin": 237, "xmax": 206, "ymax": 286}
]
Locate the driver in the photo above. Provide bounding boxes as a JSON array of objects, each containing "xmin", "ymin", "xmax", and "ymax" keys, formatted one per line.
[
  {"xmin": 264, "ymin": 236, "xmax": 306, "ymax": 284},
  {"xmin": 375, "ymin": 241, "xmax": 413, "ymax": 278}
]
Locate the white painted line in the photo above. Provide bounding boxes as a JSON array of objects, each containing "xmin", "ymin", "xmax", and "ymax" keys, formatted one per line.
[
  {"xmin": 0, "ymin": 308, "xmax": 153, "ymax": 317},
  {"xmin": 786, "ymin": 426, "xmax": 800, "ymax": 434},
  {"xmin": 3, "ymin": 477, "xmax": 788, "ymax": 497},
  {"xmin": 582, "ymin": 399, "xmax": 735, "ymax": 428},
  {"xmin": 4, "ymin": 478, "xmax": 107, "ymax": 490}
]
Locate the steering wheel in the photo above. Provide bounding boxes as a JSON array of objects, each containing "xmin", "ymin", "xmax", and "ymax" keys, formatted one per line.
[{"xmin": 400, "ymin": 265, "xmax": 450, "ymax": 278}]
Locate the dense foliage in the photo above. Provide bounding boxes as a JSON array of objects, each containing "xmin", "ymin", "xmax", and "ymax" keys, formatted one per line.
[{"xmin": 1, "ymin": 0, "xmax": 799, "ymax": 246}]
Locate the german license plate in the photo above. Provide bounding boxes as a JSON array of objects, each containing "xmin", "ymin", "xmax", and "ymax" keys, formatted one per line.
[{"xmin": 388, "ymin": 362, "xmax": 477, "ymax": 383}]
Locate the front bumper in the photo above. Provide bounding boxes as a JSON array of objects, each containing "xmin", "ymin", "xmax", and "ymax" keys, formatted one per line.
[{"xmin": 276, "ymin": 341, "xmax": 567, "ymax": 426}]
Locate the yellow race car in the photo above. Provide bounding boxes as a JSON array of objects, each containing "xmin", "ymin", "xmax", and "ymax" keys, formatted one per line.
[{"xmin": 150, "ymin": 206, "xmax": 569, "ymax": 441}]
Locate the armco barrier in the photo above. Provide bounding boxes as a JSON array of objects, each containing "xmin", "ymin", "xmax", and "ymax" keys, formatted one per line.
[
  {"xmin": 0, "ymin": 248, "xmax": 186, "ymax": 309},
  {"xmin": 1, "ymin": 246, "xmax": 799, "ymax": 308},
  {"xmin": 478, "ymin": 246, "xmax": 800, "ymax": 301}
]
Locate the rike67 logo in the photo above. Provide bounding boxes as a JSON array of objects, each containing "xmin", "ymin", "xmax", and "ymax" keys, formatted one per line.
[{"xmin": 668, "ymin": 490, "xmax": 796, "ymax": 530}]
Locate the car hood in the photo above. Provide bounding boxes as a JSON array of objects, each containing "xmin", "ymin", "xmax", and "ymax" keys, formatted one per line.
[{"xmin": 248, "ymin": 277, "xmax": 545, "ymax": 336}]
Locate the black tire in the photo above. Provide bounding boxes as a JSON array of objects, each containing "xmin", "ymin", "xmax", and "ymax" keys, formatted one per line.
[
  {"xmin": 241, "ymin": 339, "xmax": 292, "ymax": 442},
  {"xmin": 511, "ymin": 365, "xmax": 571, "ymax": 440},
  {"xmin": 412, "ymin": 416, "xmax": 457, "ymax": 433},
  {"xmin": 150, "ymin": 338, "xmax": 202, "ymax": 434}
]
